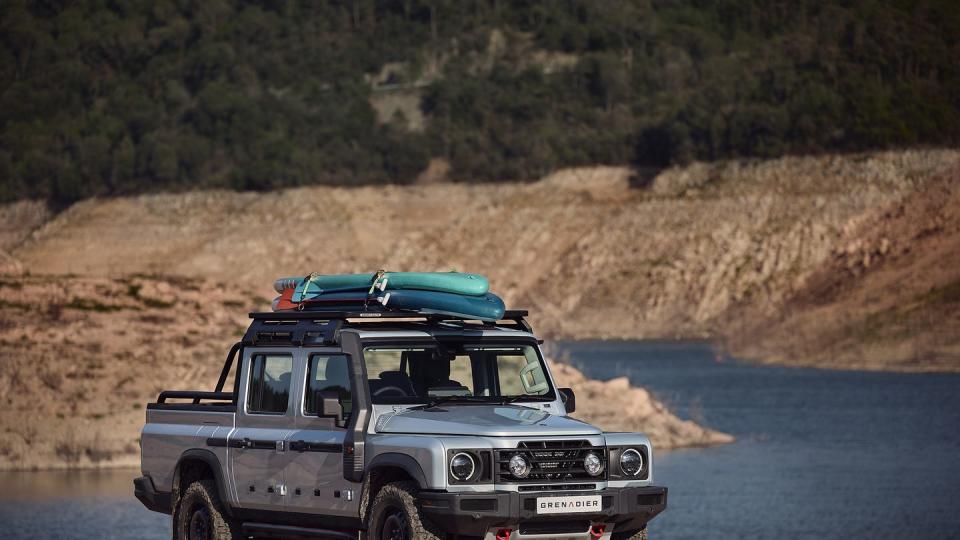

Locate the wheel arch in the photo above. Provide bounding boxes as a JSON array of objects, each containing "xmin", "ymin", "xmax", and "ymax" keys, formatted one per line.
[
  {"xmin": 173, "ymin": 449, "xmax": 233, "ymax": 516},
  {"xmin": 367, "ymin": 453, "xmax": 428, "ymax": 488},
  {"xmin": 360, "ymin": 453, "xmax": 428, "ymax": 524}
]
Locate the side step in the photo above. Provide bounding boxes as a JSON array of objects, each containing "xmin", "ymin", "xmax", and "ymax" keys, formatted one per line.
[{"xmin": 241, "ymin": 522, "xmax": 356, "ymax": 539}]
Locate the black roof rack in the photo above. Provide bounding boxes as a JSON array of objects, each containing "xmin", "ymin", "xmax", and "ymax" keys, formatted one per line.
[{"xmin": 242, "ymin": 309, "xmax": 532, "ymax": 346}]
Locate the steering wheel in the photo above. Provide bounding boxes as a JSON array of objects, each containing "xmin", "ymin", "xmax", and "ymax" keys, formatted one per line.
[{"xmin": 373, "ymin": 386, "xmax": 408, "ymax": 397}]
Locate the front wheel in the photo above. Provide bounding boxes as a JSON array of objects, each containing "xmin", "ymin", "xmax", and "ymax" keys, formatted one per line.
[
  {"xmin": 366, "ymin": 481, "xmax": 442, "ymax": 540},
  {"xmin": 173, "ymin": 479, "xmax": 240, "ymax": 540}
]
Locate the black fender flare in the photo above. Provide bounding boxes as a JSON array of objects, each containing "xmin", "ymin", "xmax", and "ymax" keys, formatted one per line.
[
  {"xmin": 173, "ymin": 448, "xmax": 233, "ymax": 516},
  {"xmin": 366, "ymin": 452, "xmax": 429, "ymax": 489}
]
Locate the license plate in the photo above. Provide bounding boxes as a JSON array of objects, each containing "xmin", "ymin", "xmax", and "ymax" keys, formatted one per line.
[{"xmin": 536, "ymin": 495, "xmax": 602, "ymax": 515}]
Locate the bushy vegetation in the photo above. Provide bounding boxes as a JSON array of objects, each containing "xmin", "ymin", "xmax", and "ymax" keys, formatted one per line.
[{"xmin": 1, "ymin": 0, "xmax": 957, "ymax": 202}]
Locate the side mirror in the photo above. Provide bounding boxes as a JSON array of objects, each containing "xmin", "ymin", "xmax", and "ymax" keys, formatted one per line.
[
  {"xmin": 558, "ymin": 387, "xmax": 576, "ymax": 414},
  {"xmin": 315, "ymin": 389, "xmax": 344, "ymax": 427}
]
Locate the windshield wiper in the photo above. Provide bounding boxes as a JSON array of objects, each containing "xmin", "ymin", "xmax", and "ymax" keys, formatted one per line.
[
  {"xmin": 499, "ymin": 395, "xmax": 554, "ymax": 405},
  {"xmin": 407, "ymin": 395, "xmax": 490, "ymax": 410}
]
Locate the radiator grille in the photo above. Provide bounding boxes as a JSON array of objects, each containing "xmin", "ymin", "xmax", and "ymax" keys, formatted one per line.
[{"xmin": 497, "ymin": 440, "xmax": 607, "ymax": 483}]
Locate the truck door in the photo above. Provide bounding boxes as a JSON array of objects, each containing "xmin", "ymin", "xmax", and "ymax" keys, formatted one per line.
[
  {"xmin": 286, "ymin": 349, "xmax": 361, "ymax": 517},
  {"xmin": 229, "ymin": 349, "xmax": 297, "ymax": 511}
]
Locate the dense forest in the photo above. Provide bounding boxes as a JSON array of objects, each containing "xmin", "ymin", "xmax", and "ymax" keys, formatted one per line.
[{"xmin": 1, "ymin": 0, "xmax": 958, "ymax": 203}]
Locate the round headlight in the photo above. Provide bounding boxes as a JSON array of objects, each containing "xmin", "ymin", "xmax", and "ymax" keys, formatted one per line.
[
  {"xmin": 619, "ymin": 448, "xmax": 644, "ymax": 476},
  {"xmin": 508, "ymin": 454, "xmax": 531, "ymax": 479},
  {"xmin": 584, "ymin": 452, "xmax": 604, "ymax": 477},
  {"xmin": 450, "ymin": 452, "xmax": 476, "ymax": 481}
]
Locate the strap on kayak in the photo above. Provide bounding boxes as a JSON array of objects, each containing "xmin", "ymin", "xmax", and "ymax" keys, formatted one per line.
[
  {"xmin": 365, "ymin": 269, "xmax": 386, "ymax": 308},
  {"xmin": 297, "ymin": 272, "xmax": 320, "ymax": 310}
]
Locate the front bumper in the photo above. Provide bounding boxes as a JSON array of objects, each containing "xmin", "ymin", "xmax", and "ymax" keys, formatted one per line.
[
  {"xmin": 134, "ymin": 476, "xmax": 172, "ymax": 515},
  {"xmin": 419, "ymin": 486, "xmax": 667, "ymax": 537}
]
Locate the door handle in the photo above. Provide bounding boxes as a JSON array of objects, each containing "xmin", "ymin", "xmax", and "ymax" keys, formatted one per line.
[{"xmin": 227, "ymin": 438, "xmax": 252, "ymax": 449}]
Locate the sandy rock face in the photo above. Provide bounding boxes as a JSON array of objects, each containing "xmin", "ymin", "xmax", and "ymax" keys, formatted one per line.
[
  {"xmin": 0, "ymin": 249, "xmax": 21, "ymax": 275},
  {"xmin": 549, "ymin": 361, "xmax": 733, "ymax": 449},
  {"xmin": 0, "ymin": 275, "xmax": 255, "ymax": 471}
]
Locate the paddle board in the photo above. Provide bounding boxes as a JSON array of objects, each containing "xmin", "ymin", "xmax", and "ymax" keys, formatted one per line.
[
  {"xmin": 272, "ymin": 290, "xmax": 371, "ymax": 311},
  {"xmin": 276, "ymin": 272, "xmax": 490, "ymax": 301},
  {"xmin": 378, "ymin": 290, "xmax": 505, "ymax": 321},
  {"xmin": 272, "ymin": 286, "xmax": 506, "ymax": 321}
]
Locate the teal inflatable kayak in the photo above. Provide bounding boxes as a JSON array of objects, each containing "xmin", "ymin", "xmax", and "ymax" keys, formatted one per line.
[
  {"xmin": 377, "ymin": 290, "xmax": 505, "ymax": 321},
  {"xmin": 277, "ymin": 272, "xmax": 489, "ymax": 301},
  {"xmin": 271, "ymin": 287, "xmax": 505, "ymax": 321}
]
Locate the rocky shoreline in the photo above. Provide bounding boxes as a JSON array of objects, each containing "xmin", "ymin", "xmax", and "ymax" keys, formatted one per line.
[{"xmin": 549, "ymin": 361, "xmax": 734, "ymax": 449}]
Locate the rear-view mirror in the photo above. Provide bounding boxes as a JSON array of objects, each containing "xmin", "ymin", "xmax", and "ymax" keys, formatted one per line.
[
  {"xmin": 559, "ymin": 387, "xmax": 576, "ymax": 413},
  {"xmin": 315, "ymin": 389, "xmax": 344, "ymax": 427}
]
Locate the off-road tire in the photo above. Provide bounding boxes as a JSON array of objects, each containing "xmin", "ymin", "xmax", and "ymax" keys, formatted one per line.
[
  {"xmin": 173, "ymin": 479, "xmax": 240, "ymax": 540},
  {"xmin": 366, "ymin": 480, "xmax": 443, "ymax": 540},
  {"xmin": 613, "ymin": 527, "xmax": 648, "ymax": 540}
]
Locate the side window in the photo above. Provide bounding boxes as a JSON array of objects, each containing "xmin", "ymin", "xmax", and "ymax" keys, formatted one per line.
[
  {"xmin": 247, "ymin": 354, "xmax": 293, "ymax": 414},
  {"xmin": 305, "ymin": 355, "xmax": 353, "ymax": 419}
]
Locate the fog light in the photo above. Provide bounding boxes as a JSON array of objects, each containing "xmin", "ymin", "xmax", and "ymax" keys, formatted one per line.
[
  {"xmin": 508, "ymin": 454, "xmax": 531, "ymax": 479},
  {"xmin": 584, "ymin": 452, "xmax": 604, "ymax": 476}
]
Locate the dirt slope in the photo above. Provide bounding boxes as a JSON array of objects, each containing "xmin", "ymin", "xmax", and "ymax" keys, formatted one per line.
[{"xmin": 726, "ymin": 168, "xmax": 960, "ymax": 370}]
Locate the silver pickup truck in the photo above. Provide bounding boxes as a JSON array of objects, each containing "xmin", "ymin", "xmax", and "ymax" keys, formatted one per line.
[{"xmin": 135, "ymin": 309, "xmax": 667, "ymax": 540}]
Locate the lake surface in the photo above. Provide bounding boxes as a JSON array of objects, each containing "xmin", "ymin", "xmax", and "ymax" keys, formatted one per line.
[
  {"xmin": 0, "ymin": 468, "xmax": 167, "ymax": 539},
  {"xmin": 554, "ymin": 341, "xmax": 960, "ymax": 540},
  {"xmin": 1, "ymin": 341, "xmax": 959, "ymax": 539}
]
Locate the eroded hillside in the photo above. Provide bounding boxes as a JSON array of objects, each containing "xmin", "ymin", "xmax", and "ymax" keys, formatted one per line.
[
  {"xmin": 726, "ymin": 169, "xmax": 960, "ymax": 370},
  {"xmin": 4, "ymin": 149, "xmax": 958, "ymax": 371}
]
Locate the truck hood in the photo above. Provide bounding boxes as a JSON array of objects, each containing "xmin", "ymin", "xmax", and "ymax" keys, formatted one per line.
[{"xmin": 375, "ymin": 404, "xmax": 601, "ymax": 437}]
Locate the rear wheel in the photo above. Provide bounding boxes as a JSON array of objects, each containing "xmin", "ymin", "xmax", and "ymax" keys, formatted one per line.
[
  {"xmin": 367, "ymin": 481, "xmax": 442, "ymax": 540},
  {"xmin": 173, "ymin": 479, "xmax": 240, "ymax": 540}
]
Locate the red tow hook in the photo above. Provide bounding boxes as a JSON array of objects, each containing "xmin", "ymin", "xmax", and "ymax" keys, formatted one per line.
[
  {"xmin": 590, "ymin": 524, "xmax": 606, "ymax": 538},
  {"xmin": 495, "ymin": 528, "xmax": 512, "ymax": 540}
]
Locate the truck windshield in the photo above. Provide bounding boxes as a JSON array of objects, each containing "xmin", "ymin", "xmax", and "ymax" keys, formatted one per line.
[{"xmin": 364, "ymin": 343, "xmax": 555, "ymax": 405}]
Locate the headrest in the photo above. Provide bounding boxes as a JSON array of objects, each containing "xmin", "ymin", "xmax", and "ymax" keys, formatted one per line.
[{"xmin": 324, "ymin": 357, "xmax": 349, "ymax": 382}]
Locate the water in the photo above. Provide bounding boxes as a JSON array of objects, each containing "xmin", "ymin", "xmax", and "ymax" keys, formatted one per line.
[
  {"xmin": 554, "ymin": 340, "xmax": 960, "ymax": 540},
  {"xmin": 0, "ymin": 468, "xmax": 167, "ymax": 539},
  {"xmin": 2, "ymin": 341, "xmax": 959, "ymax": 539}
]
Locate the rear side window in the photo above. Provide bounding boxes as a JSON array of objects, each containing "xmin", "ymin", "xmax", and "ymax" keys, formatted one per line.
[
  {"xmin": 305, "ymin": 354, "xmax": 353, "ymax": 419},
  {"xmin": 247, "ymin": 354, "xmax": 293, "ymax": 414}
]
